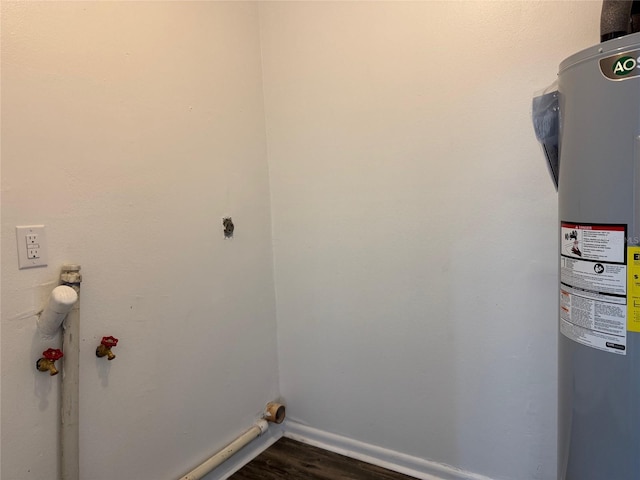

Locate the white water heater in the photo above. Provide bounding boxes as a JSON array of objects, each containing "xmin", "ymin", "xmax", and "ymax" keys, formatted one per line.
[{"xmin": 535, "ymin": 2, "xmax": 640, "ymax": 478}]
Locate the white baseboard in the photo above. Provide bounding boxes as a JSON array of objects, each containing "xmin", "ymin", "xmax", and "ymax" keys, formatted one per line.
[
  {"xmin": 283, "ymin": 421, "xmax": 497, "ymax": 480},
  {"xmin": 203, "ymin": 419, "xmax": 497, "ymax": 480}
]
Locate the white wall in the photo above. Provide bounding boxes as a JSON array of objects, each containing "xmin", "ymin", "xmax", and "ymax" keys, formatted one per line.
[
  {"xmin": 259, "ymin": 2, "xmax": 601, "ymax": 479},
  {"xmin": 2, "ymin": 2, "xmax": 607, "ymax": 480},
  {"xmin": 1, "ymin": 3, "xmax": 278, "ymax": 480}
]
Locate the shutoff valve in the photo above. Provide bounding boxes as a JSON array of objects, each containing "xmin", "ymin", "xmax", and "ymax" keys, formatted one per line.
[
  {"xmin": 96, "ymin": 336, "xmax": 118, "ymax": 360},
  {"xmin": 37, "ymin": 348, "xmax": 64, "ymax": 376}
]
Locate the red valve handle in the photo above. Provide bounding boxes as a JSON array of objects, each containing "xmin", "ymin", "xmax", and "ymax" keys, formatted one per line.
[
  {"xmin": 101, "ymin": 336, "xmax": 118, "ymax": 348},
  {"xmin": 42, "ymin": 348, "xmax": 63, "ymax": 361}
]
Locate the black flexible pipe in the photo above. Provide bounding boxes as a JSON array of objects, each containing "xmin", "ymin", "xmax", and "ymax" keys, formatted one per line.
[
  {"xmin": 601, "ymin": 0, "xmax": 633, "ymax": 42},
  {"xmin": 631, "ymin": 1, "xmax": 640, "ymax": 34}
]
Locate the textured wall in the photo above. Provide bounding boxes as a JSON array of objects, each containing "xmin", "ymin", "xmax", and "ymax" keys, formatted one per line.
[
  {"xmin": 1, "ymin": 3, "xmax": 278, "ymax": 479},
  {"xmin": 259, "ymin": 2, "xmax": 601, "ymax": 479}
]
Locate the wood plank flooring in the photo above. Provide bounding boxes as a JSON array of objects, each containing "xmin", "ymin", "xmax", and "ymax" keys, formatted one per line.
[{"xmin": 230, "ymin": 437, "xmax": 418, "ymax": 480}]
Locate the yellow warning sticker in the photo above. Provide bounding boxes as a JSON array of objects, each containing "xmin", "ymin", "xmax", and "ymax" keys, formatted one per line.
[{"xmin": 628, "ymin": 246, "xmax": 640, "ymax": 332}]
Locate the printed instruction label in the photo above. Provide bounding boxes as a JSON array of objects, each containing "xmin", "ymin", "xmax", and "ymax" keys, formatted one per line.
[
  {"xmin": 560, "ymin": 222, "xmax": 627, "ymax": 355},
  {"xmin": 627, "ymin": 247, "xmax": 640, "ymax": 333}
]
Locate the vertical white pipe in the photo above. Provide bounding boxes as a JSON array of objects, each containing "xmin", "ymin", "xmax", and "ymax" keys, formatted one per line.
[{"xmin": 60, "ymin": 265, "xmax": 81, "ymax": 480}]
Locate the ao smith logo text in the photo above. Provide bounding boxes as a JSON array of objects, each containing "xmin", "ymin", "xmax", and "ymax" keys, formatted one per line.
[
  {"xmin": 600, "ymin": 49, "xmax": 640, "ymax": 80},
  {"xmin": 613, "ymin": 56, "xmax": 638, "ymax": 75}
]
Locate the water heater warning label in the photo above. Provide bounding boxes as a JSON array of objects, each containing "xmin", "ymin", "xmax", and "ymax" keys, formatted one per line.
[
  {"xmin": 627, "ymin": 247, "xmax": 640, "ymax": 333},
  {"xmin": 560, "ymin": 222, "xmax": 627, "ymax": 355}
]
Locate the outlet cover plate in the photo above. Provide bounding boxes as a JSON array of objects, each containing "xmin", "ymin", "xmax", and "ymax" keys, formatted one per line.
[{"xmin": 16, "ymin": 225, "xmax": 48, "ymax": 269}]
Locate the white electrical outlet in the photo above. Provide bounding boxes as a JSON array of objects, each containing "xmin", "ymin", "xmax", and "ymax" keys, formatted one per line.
[{"xmin": 16, "ymin": 225, "xmax": 48, "ymax": 269}]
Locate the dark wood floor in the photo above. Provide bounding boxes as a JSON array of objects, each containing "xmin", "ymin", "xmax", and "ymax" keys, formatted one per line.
[{"xmin": 230, "ymin": 437, "xmax": 418, "ymax": 480}]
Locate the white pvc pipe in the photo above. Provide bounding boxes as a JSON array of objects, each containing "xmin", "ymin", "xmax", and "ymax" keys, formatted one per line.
[
  {"xmin": 60, "ymin": 265, "xmax": 82, "ymax": 480},
  {"xmin": 37, "ymin": 285, "xmax": 78, "ymax": 338},
  {"xmin": 179, "ymin": 420, "xmax": 269, "ymax": 480}
]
